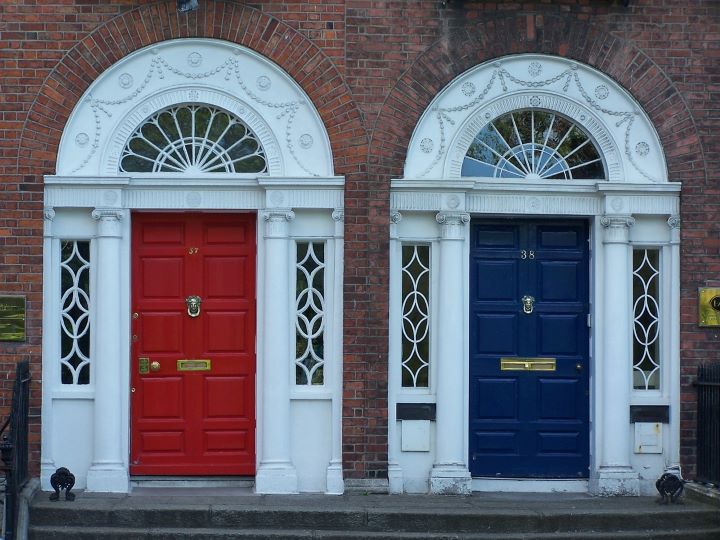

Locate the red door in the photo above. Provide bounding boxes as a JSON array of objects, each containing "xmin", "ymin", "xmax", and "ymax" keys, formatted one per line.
[{"xmin": 131, "ymin": 213, "xmax": 256, "ymax": 475}]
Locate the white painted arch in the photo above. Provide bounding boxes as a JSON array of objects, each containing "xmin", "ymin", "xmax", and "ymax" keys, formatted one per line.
[
  {"xmin": 405, "ymin": 54, "xmax": 667, "ymax": 183},
  {"xmin": 57, "ymin": 38, "xmax": 334, "ymax": 177}
]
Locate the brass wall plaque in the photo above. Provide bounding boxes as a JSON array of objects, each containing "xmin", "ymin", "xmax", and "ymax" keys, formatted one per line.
[
  {"xmin": 699, "ymin": 287, "xmax": 720, "ymax": 327},
  {"xmin": 177, "ymin": 359, "xmax": 211, "ymax": 371},
  {"xmin": 0, "ymin": 296, "xmax": 26, "ymax": 342},
  {"xmin": 500, "ymin": 357, "xmax": 556, "ymax": 371}
]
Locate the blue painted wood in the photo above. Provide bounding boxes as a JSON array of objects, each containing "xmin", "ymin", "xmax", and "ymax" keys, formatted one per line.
[{"xmin": 469, "ymin": 220, "xmax": 590, "ymax": 478}]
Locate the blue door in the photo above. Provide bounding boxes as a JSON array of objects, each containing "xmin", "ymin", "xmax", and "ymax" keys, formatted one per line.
[{"xmin": 469, "ymin": 219, "xmax": 590, "ymax": 478}]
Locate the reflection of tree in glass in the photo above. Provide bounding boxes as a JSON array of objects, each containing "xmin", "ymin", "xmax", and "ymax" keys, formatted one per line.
[
  {"xmin": 462, "ymin": 110, "xmax": 605, "ymax": 180},
  {"xmin": 120, "ymin": 104, "xmax": 268, "ymax": 174}
]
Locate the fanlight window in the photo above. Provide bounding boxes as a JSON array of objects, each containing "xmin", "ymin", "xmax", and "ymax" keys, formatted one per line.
[
  {"xmin": 462, "ymin": 110, "xmax": 605, "ymax": 180},
  {"xmin": 120, "ymin": 104, "xmax": 267, "ymax": 174}
]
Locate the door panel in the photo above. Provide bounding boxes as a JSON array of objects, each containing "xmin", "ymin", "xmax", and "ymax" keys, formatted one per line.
[
  {"xmin": 131, "ymin": 213, "xmax": 256, "ymax": 475},
  {"xmin": 469, "ymin": 219, "xmax": 589, "ymax": 478}
]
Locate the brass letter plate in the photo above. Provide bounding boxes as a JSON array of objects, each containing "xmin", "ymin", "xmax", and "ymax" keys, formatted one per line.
[
  {"xmin": 0, "ymin": 296, "xmax": 26, "ymax": 342},
  {"xmin": 699, "ymin": 287, "xmax": 720, "ymax": 327},
  {"xmin": 500, "ymin": 358, "xmax": 556, "ymax": 371},
  {"xmin": 177, "ymin": 359, "xmax": 211, "ymax": 371}
]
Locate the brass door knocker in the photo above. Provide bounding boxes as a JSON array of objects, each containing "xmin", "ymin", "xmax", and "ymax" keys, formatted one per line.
[
  {"xmin": 521, "ymin": 295, "xmax": 535, "ymax": 314},
  {"xmin": 185, "ymin": 295, "xmax": 202, "ymax": 318}
]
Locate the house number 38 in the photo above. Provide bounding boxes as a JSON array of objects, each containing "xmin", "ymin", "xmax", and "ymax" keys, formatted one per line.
[{"xmin": 520, "ymin": 250, "xmax": 535, "ymax": 259}]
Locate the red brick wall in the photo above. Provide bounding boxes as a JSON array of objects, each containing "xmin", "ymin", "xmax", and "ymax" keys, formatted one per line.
[{"xmin": 1, "ymin": 0, "xmax": 718, "ymax": 482}]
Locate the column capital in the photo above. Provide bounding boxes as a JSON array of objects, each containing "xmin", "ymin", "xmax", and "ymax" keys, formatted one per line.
[
  {"xmin": 262, "ymin": 208, "xmax": 295, "ymax": 238},
  {"xmin": 92, "ymin": 208, "xmax": 124, "ymax": 237},
  {"xmin": 667, "ymin": 215, "xmax": 680, "ymax": 243},
  {"xmin": 332, "ymin": 208, "xmax": 344, "ymax": 238},
  {"xmin": 43, "ymin": 207, "xmax": 55, "ymax": 238},
  {"xmin": 436, "ymin": 212, "xmax": 470, "ymax": 240},
  {"xmin": 600, "ymin": 214, "xmax": 634, "ymax": 244},
  {"xmin": 390, "ymin": 211, "xmax": 402, "ymax": 240},
  {"xmin": 600, "ymin": 214, "xmax": 635, "ymax": 229},
  {"xmin": 332, "ymin": 208, "xmax": 345, "ymax": 223}
]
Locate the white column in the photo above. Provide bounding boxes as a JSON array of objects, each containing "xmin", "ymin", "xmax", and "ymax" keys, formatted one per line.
[
  {"xmin": 326, "ymin": 208, "xmax": 345, "ymax": 494},
  {"xmin": 387, "ymin": 211, "xmax": 404, "ymax": 493},
  {"xmin": 40, "ymin": 208, "xmax": 57, "ymax": 490},
  {"xmin": 430, "ymin": 211, "xmax": 471, "ymax": 494},
  {"xmin": 256, "ymin": 209, "xmax": 298, "ymax": 494},
  {"xmin": 593, "ymin": 214, "xmax": 639, "ymax": 496},
  {"xmin": 667, "ymin": 216, "xmax": 681, "ymax": 469},
  {"xmin": 86, "ymin": 208, "xmax": 127, "ymax": 492}
]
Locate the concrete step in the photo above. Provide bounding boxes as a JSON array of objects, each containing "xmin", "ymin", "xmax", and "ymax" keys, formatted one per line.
[
  {"xmin": 27, "ymin": 525, "xmax": 720, "ymax": 540},
  {"xmin": 29, "ymin": 492, "xmax": 720, "ymax": 539}
]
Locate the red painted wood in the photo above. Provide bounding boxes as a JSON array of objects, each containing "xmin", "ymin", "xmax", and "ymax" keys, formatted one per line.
[{"xmin": 131, "ymin": 213, "xmax": 256, "ymax": 475}]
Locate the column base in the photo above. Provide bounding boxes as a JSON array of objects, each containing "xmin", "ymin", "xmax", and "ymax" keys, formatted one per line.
[
  {"xmin": 85, "ymin": 463, "xmax": 128, "ymax": 493},
  {"xmin": 429, "ymin": 464, "xmax": 471, "ymax": 495},
  {"xmin": 325, "ymin": 461, "xmax": 344, "ymax": 495},
  {"xmin": 388, "ymin": 463, "xmax": 404, "ymax": 494},
  {"xmin": 255, "ymin": 462, "xmax": 298, "ymax": 494},
  {"xmin": 40, "ymin": 462, "xmax": 57, "ymax": 491},
  {"xmin": 590, "ymin": 467, "xmax": 640, "ymax": 496}
]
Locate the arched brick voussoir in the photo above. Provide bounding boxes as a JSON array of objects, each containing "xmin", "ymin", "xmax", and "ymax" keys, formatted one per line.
[
  {"xmin": 371, "ymin": 13, "xmax": 704, "ymax": 183},
  {"xmin": 18, "ymin": 0, "xmax": 367, "ymax": 178}
]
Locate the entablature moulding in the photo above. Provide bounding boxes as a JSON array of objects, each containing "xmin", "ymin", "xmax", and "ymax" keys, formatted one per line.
[
  {"xmin": 390, "ymin": 179, "xmax": 680, "ymax": 217},
  {"xmin": 43, "ymin": 175, "xmax": 344, "ymax": 211}
]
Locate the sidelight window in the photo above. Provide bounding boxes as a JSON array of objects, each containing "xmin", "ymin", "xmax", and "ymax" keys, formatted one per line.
[
  {"xmin": 60, "ymin": 240, "xmax": 91, "ymax": 385},
  {"xmin": 632, "ymin": 248, "xmax": 661, "ymax": 390},
  {"xmin": 295, "ymin": 241, "xmax": 326, "ymax": 385},
  {"xmin": 401, "ymin": 244, "xmax": 431, "ymax": 388}
]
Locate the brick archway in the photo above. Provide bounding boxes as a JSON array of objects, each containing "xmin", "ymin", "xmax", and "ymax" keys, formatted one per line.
[
  {"xmin": 18, "ymin": 0, "xmax": 367, "ymax": 178},
  {"xmin": 19, "ymin": 0, "xmax": 379, "ymax": 483},
  {"xmin": 372, "ymin": 12, "xmax": 705, "ymax": 481},
  {"xmin": 371, "ymin": 13, "xmax": 703, "ymax": 183}
]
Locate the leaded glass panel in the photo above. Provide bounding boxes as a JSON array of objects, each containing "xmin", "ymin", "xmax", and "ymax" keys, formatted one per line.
[
  {"xmin": 462, "ymin": 110, "xmax": 605, "ymax": 180},
  {"xmin": 120, "ymin": 104, "xmax": 267, "ymax": 174},
  {"xmin": 401, "ymin": 244, "xmax": 430, "ymax": 388},
  {"xmin": 60, "ymin": 240, "xmax": 91, "ymax": 385},
  {"xmin": 633, "ymin": 248, "xmax": 660, "ymax": 390},
  {"xmin": 295, "ymin": 242, "xmax": 325, "ymax": 385}
]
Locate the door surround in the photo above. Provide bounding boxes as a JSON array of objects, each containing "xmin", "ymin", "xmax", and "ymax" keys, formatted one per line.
[
  {"xmin": 41, "ymin": 38, "xmax": 345, "ymax": 494},
  {"xmin": 389, "ymin": 53, "xmax": 681, "ymax": 496}
]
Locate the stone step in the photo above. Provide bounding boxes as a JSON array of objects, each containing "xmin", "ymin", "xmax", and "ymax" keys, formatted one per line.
[
  {"xmin": 29, "ymin": 503, "xmax": 720, "ymax": 534},
  {"xmin": 29, "ymin": 492, "xmax": 720, "ymax": 539},
  {"xmin": 27, "ymin": 525, "xmax": 720, "ymax": 540}
]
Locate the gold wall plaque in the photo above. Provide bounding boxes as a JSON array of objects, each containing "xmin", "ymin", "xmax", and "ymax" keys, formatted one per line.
[
  {"xmin": 500, "ymin": 357, "xmax": 556, "ymax": 371},
  {"xmin": 177, "ymin": 359, "xmax": 211, "ymax": 371},
  {"xmin": 699, "ymin": 287, "xmax": 720, "ymax": 327},
  {"xmin": 0, "ymin": 296, "xmax": 26, "ymax": 342}
]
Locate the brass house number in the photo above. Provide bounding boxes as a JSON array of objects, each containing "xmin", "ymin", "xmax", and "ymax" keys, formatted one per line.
[{"xmin": 699, "ymin": 287, "xmax": 720, "ymax": 327}]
